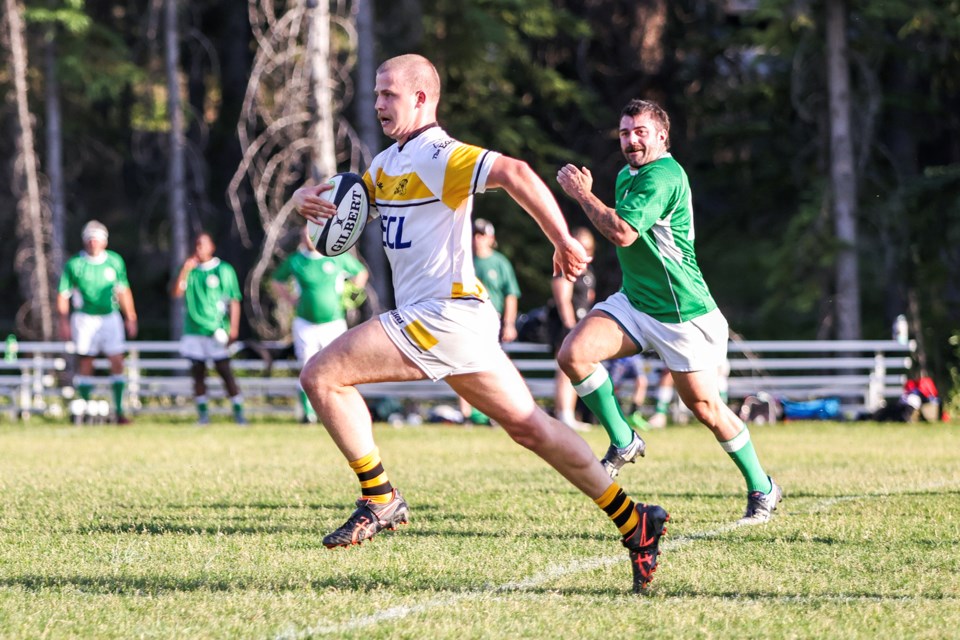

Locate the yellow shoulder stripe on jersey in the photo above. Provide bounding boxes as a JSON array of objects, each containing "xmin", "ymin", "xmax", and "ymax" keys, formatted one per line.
[
  {"xmin": 404, "ymin": 320, "xmax": 439, "ymax": 351},
  {"xmin": 375, "ymin": 170, "xmax": 435, "ymax": 203},
  {"xmin": 361, "ymin": 171, "xmax": 375, "ymax": 201},
  {"xmin": 441, "ymin": 144, "xmax": 485, "ymax": 210}
]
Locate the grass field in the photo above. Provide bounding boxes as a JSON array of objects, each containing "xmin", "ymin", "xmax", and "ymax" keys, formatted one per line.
[{"xmin": 0, "ymin": 419, "xmax": 957, "ymax": 639}]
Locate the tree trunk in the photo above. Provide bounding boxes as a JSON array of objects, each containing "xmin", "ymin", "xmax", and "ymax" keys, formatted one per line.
[
  {"xmin": 6, "ymin": 0, "xmax": 54, "ymax": 339},
  {"xmin": 826, "ymin": 0, "xmax": 861, "ymax": 340},
  {"xmin": 356, "ymin": 0, "xmax": 391, "ymax": 309},
  {"xmin": 307, "ymin": 0, "xmax": 336, "ymax": 181},
  {"xmin": 166, "ymin": 0, "xmax": 187, "ymax": 338},
  {"xmin": 45, "ymin": 32, "xmax": 66, "ymax": 278}
]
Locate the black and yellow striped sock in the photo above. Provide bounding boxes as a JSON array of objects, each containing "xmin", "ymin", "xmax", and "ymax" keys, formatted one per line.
[
  {"xmin": 349, "ymin": 448, "xmax": 394, "ymax": 504},
  {"xmin": 594, "ymin": 482, "xmax": 640, "ymax": 536}
]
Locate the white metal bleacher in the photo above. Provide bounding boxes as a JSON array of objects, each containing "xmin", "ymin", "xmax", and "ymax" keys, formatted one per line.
[{"xmin": 0, "ymin": 338, "xmax": 914, "ymax": 420}]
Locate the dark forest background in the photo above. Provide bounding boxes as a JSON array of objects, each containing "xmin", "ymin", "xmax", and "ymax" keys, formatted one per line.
[{"xmin": 2, "ymin": 0, "xmax": 959, "ymax": 410}]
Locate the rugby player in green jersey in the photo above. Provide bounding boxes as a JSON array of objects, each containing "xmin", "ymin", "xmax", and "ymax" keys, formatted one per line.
[
  {"xmin": 270, "ymin": 227, "xmax": 368, "ymax": 423},
  {"xmin": 57, "ymin": 221, "xmax": 138, "ymax": 424},
  {"xmin": 172, "ymin": 232, "xmax": 246, "ymax": 425},
  {"xmin": 557, "ymin": 99, "xmax": 782, "ymax": 525}
]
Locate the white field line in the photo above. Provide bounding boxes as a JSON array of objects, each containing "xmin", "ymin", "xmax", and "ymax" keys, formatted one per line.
[{"xmin": 274, "ymin": 483, "xmax": 955, "ymax": 640}]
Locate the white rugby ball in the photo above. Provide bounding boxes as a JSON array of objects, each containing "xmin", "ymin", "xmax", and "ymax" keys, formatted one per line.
[{"xmin": 306, "ymin": 172, "xmax": 369, "ymax": 256}]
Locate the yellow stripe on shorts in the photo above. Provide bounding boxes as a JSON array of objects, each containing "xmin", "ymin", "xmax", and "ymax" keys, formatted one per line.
[{"xmin": 404, "ymin": 320, "xmax": 439, "ymax": 351}]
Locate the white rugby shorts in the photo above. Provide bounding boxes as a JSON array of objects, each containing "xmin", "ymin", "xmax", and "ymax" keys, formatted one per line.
[
  {"xmin": 379, "ymin": 298, "xmax": 502, "ymax": 381},
  {"xmin": 179, "ymin": 335, "xmax": 231, "ymax": 362},
  {"xmin": 71, "ymin": 311, "xmax": 126, "ymax": 357},
  {"xmin": 292, "ymin": 316, "xmax": 348, "ymax": 363},
  {"xmin": 594, "ymin": 291, "xmax": 729, "ymax": 372}
]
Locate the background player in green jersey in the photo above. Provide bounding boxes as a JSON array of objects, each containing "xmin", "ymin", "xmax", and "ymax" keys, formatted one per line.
[
  {"xmin": 270, "ymin": 227, "xmax": 368, "ymax": 423},
  {"xmin": 172, "ymin": 232, "xmax": 246, "ymax": 425},
  {"xmin": 471, "ymin": 218, "xmax": 521, "ymax": 342},
  {"xmin": 557, "ymin": 98, "xmax": 782, "ymax": 525},
  {"xmin": 57, "ymin": 220, "xmax": 138, "ymax": 424}
]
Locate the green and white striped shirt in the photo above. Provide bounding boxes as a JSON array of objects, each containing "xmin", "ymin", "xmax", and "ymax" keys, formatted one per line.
[{"xmin": 614, "ymin": 154, "xmax": 716, "ymax": 323}]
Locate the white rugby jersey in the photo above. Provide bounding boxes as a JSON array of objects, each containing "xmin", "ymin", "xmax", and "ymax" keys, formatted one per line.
[{"xmin": 362, "ymin": 125, "xmax": 501, "ymax": 308}]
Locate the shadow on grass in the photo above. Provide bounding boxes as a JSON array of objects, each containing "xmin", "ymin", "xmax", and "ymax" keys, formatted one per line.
[
  {"xmin": 654, "ymin": 588, "xmax": 959, "ymax": 602},
  {"xmin": 71, "ymin": 520, "xmax": 613, "ymax": 543},
  {"xmin": 0, "ymin": 572, "xmax": 515, "ymax": 595},
  {"xmin": 396, "ymin": 527, "xmax": 611, "ymax": 543},
  {"xmin": 498, "ymin": 584, "xmax": 960, "ymax": 601},
  {"xmin": 75, "ymin": 521, "xmax": 320, "ymax": 535},
  {"xmin": 646, "ymin": 487, "xmax": 960, "ymax": 501},
  {"xmin": 8, "ymin": 571, "xmax": 953, "ymax": 602},
  {"xmin": 183, "ymin": 501, "xmax": 442, "ymax": 512},
  {"xmin": 70, "ymin": 502, "xmax": 446, "ymax": 536},
  {"xmin": 0, "ymin": 573, "xmax": 420, "ymax": 594}
]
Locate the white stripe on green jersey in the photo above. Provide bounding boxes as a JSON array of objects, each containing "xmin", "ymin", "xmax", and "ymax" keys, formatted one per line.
[{"xmin": 614, "ymin": 154, "xmax": 716, "ymax": 323}]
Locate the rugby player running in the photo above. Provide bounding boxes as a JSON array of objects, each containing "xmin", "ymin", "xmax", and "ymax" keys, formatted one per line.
[{"xmin": 293, "ymin": 55, "xmax": 669, "ymax": 592}]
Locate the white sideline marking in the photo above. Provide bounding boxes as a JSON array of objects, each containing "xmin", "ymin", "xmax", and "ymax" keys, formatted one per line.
[{"xmin": 274, "ymin": 484, "xmax": 953, "ymax": 639}]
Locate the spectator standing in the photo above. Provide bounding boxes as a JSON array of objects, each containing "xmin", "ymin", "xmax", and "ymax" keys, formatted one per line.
[
  {"xmin": 57, "ymin": 220, "xmax": 138, "ymax": 424},
  {"xmin": 548, "ymin": 226, "xmax": 596, "ymax": 431},
  {"xmin": 557, "ymin": 98, "xmax": 781, "ymax": 525},
  {"xmin": 270, "ymin": 227, "xmax": 369, "ymax": 423},
  {"xmin": 172, "ymin": 232, "xmax": 246, "ymax": 425},
  {"xmin": 459, "ymin": 218, "xmax": 522, "ymax": 425},
  {"xmin": 471, "ymin": 218, "xmax": 521, "ymax": 341}
]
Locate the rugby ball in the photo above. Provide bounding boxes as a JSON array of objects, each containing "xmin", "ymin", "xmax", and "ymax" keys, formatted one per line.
[{"xmin": 307, "ymin": 172, "xmax": 369, "ymax": 256}]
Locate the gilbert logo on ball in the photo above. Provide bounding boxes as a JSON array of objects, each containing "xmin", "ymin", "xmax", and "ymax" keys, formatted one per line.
[{"xmin": 307, "ymin": 172, "xmax": 370, "ymax": 256}]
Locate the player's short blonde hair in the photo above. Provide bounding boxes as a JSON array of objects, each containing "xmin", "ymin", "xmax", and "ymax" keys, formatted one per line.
[{"xmin": 377, "ymin": 54, "xmax": 441, "ymax": 102}]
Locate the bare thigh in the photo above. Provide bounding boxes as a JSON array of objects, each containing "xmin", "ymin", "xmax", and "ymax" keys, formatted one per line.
[
  {"xmin": 558, "ymin": 311, "xmax": 638, "ymax": 381},
  {"xmin": 446, "ymin": 351, "xmax": 538, "ymax": 427},
  {"xmin": 302, "ymin": 317, "xmax": 426, "ymax": 386},
  {"xmin": 446, "ymin": 354, "xmax": 613, "ymax": 498},
  {"xmin": 300, "ymin": 318, "xmax": 427, "ymax": 460}
]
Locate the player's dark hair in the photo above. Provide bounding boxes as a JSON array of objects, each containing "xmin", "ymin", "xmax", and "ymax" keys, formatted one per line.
[{"xmin": 621, "ymin": 99, "xmax": 670, "ymax": 149}]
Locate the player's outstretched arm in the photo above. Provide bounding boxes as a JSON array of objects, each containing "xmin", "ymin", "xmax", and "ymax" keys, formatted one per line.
[
  {"xmin": 556, "ymin": 164, "xmax": 638, "ymax": 247},
  {"xmin": 486, "ymin": 156, "xmax": 588, "ymax": 282}
]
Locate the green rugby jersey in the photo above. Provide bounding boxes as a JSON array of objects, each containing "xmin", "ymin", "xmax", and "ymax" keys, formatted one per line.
[
  {"xmin": 58, "ymin": 250, "xmax": 130, "ymax": 315},
  {"xmin": 183, "ymin": 258, "xmax": 241, "ymax": 336},
  {"xmin": 474, "ymin": 250, "xmax": 521, "ymax": 315},
  {"xmin": 271, "ymin": 250, "xmax": 365, "ymax": 324},
  {"xmin": 614, "ymin": 154, "xmax": 716, "ymax": 323}
]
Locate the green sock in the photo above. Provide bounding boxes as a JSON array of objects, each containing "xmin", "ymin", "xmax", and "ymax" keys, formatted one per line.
[
  {"xmin": 469, "ymin": 408, "xmax": 491, "ymax": 425},
  {"xmin": 111, "ymin": 378, "xmax": 125, "ymax": 416},
  {"xmin": 197, "ymin": 395, "xmax": 209, "ymax": 417},
  {"xmin": 721, "ymin": 427, "xmax": 773, "ymax": 494},
  {"xmin": 77, "ymin": 383, "xmax": 92, "ymax": 401},
  {"xmin": 573, "ymin": 366, "xmax": 634, "ymax": 448},
  {"xmin": 299, "ymin": 390, "xmax": 316, "ymax": 419}
]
